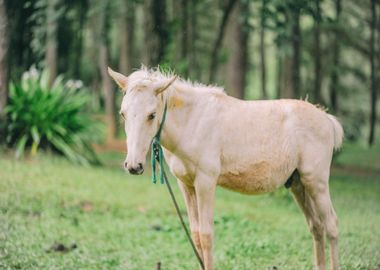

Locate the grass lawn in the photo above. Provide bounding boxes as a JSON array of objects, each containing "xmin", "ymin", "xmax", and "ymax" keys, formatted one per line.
[{"xmin": 1, "ymin": 146, "xmax": 380, "ymax": 270}]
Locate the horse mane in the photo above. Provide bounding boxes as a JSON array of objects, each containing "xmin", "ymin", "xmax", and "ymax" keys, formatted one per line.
[
  {"xmin": 300, "ymin": 94, "xmax": 328, "ymax": 113},
  {"xmin": 133, "ymin": 65, "xmax": 225, "ymax": 95}
]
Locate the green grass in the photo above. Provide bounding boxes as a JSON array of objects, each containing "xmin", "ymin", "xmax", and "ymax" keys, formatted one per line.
[
  {"xmin": 0, "ymin": 148, "xmax": 380, "ymax": 270},
  {"xmin": 335, "ymin": 142, "xmax": 380, "ymax": 171}
]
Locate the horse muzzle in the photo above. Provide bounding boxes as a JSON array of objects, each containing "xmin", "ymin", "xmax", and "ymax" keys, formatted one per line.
[{"xmin": 126, "ymin": 162, "xmax": 144, "ymax": 175}]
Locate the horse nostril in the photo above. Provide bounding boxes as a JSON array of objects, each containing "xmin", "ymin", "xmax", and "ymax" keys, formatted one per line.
[
  {"xmin": 128, "ymin": 163, "xmax": 144, "ymax": 175},
  {"xmin": 124, "ymin": 161, "xmax": 128, "ymax": 169},
  {"xmin": 129, "ymin": 167, "xmax": 137, "ymax": 174}
]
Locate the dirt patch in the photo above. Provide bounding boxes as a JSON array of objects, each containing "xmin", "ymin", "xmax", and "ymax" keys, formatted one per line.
[
  {"xmin": 79, "ymin": 200, "xmax": 94, "ymax": 212},
  {"xmin": 93, "ymin": 139, "xmax": 126, "ymax": 153},
  {"xmin": 47, "ymin": 242, "xmax": 77, "ymax": 253}
]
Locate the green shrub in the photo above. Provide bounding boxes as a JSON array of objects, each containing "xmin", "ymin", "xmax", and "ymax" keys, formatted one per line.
[{"xmin": 5, "ymin": 67, "xmax": 101, "ymax": 165}]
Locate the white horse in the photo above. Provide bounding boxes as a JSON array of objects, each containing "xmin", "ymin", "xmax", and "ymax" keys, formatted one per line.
[{"xmin": 108, "ymin": 67, "xmax": 343, "ymax": 270}]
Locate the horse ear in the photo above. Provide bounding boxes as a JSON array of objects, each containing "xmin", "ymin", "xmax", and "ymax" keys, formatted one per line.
[
  {"xmin": 155, "ymin": 75, "xmax": 177, "ymax": 95},
  {"xmin": 108, "ymin": 67, "xmax": 128, "ymax": 90}
]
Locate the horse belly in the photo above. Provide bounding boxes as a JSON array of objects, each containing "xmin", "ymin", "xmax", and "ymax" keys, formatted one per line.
[{"xmin": 218, "ymin": 161, "xmax": 287, "ymax": 195}]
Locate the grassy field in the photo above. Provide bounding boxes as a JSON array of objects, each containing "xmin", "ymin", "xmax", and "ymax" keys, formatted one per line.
[{"xmin": 1, "ymin": 145, "xmax": 380, "ymax": 270}]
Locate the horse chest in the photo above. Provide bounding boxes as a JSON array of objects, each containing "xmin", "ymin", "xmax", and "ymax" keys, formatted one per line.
[{"xmin": 168, "ymin": 156, "xmax": 196, "ymax": 186}]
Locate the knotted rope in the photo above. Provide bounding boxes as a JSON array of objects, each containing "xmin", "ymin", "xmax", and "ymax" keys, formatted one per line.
[{"xmin": 150, "ymin": 102, "xmax": 205, "ymax": 270}]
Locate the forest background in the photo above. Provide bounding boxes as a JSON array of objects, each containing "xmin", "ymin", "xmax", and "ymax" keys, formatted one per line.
[{"xmin": 0, "ymin": 0, "xmax": 379, "ymax": 146}]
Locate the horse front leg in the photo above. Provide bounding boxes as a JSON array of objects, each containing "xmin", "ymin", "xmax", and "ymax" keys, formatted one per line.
[
  {"xmin": 195, "ymin": 173, "xmax": 216, "ymax": 270},
  {"xmin": 176, "ymin": 180, "xmax": 203, "ymax": 262}
]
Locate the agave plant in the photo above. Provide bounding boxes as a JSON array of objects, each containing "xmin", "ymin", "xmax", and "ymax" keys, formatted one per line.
[{"xmin": 5, "ymin": 67, "xmax": 101, "ymax": 165}]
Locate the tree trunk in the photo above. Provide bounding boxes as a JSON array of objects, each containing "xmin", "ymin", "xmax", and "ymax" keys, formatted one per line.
[
  {"xmin": 314, "ymin": 0, "xmax": 322, "ymax": 103},
  {"xmin": 279, "ymin": 6, "xmax": 301, "ymax": 99},
  {"xmin": 180, "ymin": 0, "xmax": 189, "ymax": 77},
  {"xmin": 280, "ymin": 55, "xmax": 294, "ymax": 98},
  {"xmin": 260, "ymin": 0, "xmax": 268, "ymax": 99},
  {"xmin": 143, "ymin": 0, "xmax": 168, "ymax": 66},
  {"xmin": 188, "ymin": 0, "xmax": 198, "ymax": 78},
  {"xmin": 377, "ymin": 1, "xmax": 380, "ymax": 106},
  {"xmin": 143, "ymin": 0, "xmax": 154, "ymax": 66},
  {"xmin": 119, "ymin": 0, "xmax": 135, "ymax": 75},
  {"xmin": 276, "ymin": 51, "xmax": 283, "ymax": 99},
  {"xmin": 208, "ymin": 0, "xmax": 237, "ymax": 83},
  {"xmin": 369, "ymin": 0, "xmax": 378, "ymax": 146},
  {"xmin": 0, "ymin": 0, "xmax": 8, "ymax": 119},
  {"xmin": 45, "ymin": 0, "xmax": 59, "ymax": 87},
  {"xmin": 99, "ymin": 45, "xmax": 116, "ymax": 142},
  {"xmin": 72, "ymin": 0, "xmax": 87, "ymax": 78},
  {"xmin": 89, "ymin": 3, "xmax": 101, "ymax": 111},
  {"xmin": 225, "ymin": 0, "xmax": 249, "ymax": 99},
  {"xmin": 330, "ymin": 0, "xmax": 341, "ymax": 113},
  {"xmin": 173, "ymin": 0, "xmax": 189, "ymax": 77},
  {"xmin": 98, "ymin": 1, "xmax": 117, "ymax": 142},
  {"xmin": 291, "ymin": 7, "xmax": 301, "ymax": 98}
]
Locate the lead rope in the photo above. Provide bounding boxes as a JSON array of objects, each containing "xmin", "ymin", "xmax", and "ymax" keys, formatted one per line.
[{"xmin": 151, "ymin": 103, "xmax": 205, "ymax": 270}]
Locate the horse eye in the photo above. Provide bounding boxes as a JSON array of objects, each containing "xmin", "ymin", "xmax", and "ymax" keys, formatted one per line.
[
  {"xmin": 148, "ymin": 112, "xmax": 156, "ymax": 120},
  {"xmin": 119, "ymin": 112, "xmax": 125, "ymax": 120}
]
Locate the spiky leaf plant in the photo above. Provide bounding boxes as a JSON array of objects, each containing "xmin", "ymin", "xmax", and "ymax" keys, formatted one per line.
[{"xmin": 5, "ymin": 67, "xmax": 101, "ymax": 165}]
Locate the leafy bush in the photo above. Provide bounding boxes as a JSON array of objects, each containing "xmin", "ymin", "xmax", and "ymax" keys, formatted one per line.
[{"xmin": 5, "ymin": 67, "xmax": 101, "ymax": 165}]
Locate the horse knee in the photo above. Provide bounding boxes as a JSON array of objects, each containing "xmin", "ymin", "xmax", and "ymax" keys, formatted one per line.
[
  {"xmin": 308, "ymin": 220, "xmax": 324, "ymax": 240},
  {"xmin": 326, "ymin": 228, "xmax": 338, "ymax": 241},
  {"xmin": 326, "ymin": 216, "xmax": 339, "ymax": 240}
]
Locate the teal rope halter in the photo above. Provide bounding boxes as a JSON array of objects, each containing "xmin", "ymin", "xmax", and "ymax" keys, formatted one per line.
[
  {"xmin": 150, "ymin": 102, "xmax": 168, "ymax": 184},
  {"xmin": 148, "ymin": 100, "xmax": 205, "ymax": 270}
]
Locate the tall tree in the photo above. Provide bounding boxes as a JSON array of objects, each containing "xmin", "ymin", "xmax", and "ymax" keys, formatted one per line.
[
  {"xmin": 277, "ymin": 1, "xmax": 302, "ymax": 99},
  {"xmin": 313, "ymin": 0, "xmax": 322, "ymax": 103},
  {"xmin": 45, "ymin": 0, "xmax": 59, "ymax": 87},
  {"xmin": 209, "ymin": 0, "xmax": 237, "ymax": 83},
  {"xmin": 119, "ymin": 0, "xmax": 136, "ymax": 75},
  {"xmin": 280, "ymin": 55, "xmax": 294, "ymax": 98},
  {"xmin": 179, "ymin": 0, "xmax": 189, "ymax": 77},
  {"xmin": 329, "ymin": 0, "xmax": 341, "ymax": 113},
  {"xmin": 172, "ymin": 0, "xmax": 190, "ymax": 77},
  {"xmin": 0, "ymin": 0, "xmax": 8, "ymax": 119},
  {"xmin": 70, "ymin": 0, "xmax": 88, "ymax": 78},
  {"xmin": 225, "ymin": 0, "xmax": 249, "ymax": 99},
  {"xmin": 276, "ymin": 52, "xmax": 283, "ymax": 99},
  {"xmin": 188, "ymin": 0, "xmax": 200, "ymax": 79},
  {"xmin": 143, "ymin": 0, "xmax": 169, "ymax": 66},
  {"xmin": 260, "ymin": 0, "xmax": 268, "ymax": 99},
  {"xmin": 96, "ymin": 1, "xmax": 117, "ymax": 142},
  {"xmin": 369, "ymin": 0, "xmax": 378, "ymax": 146},
  {"xmin": 88, "ymin": 3, "xmax": 101, "ymax": 111},
  {"xmin": 291, "ymin": 3, "xmax": 301, "ymax": 99}
]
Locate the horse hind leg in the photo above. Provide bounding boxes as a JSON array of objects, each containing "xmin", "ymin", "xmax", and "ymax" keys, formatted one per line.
[
  {"xmin": 326, "ymin": 205, "xmax": 339, "ymax": 270},
  {"xmin": 299, "ymin": 171, "xmax": 340, "ymax": 270},
  {"xmin": 305, "ymin": 176, "xmax": 339, "ymax": 270},
  {"xmin": 290, "ymin": 172, "xmax": 328, "ymax": 270}
]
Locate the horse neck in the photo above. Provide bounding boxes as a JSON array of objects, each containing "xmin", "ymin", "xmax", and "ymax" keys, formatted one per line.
[{"xmin": 159, "ymin": 83, "xmax": 201, "ymax": 153}]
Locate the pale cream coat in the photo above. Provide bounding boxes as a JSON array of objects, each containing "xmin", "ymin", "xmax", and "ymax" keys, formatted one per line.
[{"xmin": 109, "ymin": 67, "xmax": 343, "ymax": 270}]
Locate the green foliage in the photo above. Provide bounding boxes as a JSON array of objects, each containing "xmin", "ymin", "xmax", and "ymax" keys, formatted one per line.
[
  {"xmin": 3, "ymin": 0, "xmax": 379, "ymax": 145},
  {"xmin": 5, "ymin": 67, "xmax": 101, "ymax": 166}
]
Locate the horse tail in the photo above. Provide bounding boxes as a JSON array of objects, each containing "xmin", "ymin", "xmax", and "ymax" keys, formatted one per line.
[{"xmin": 327, "ymin": 114, "xmax": 344, "ymax": 151}]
